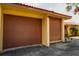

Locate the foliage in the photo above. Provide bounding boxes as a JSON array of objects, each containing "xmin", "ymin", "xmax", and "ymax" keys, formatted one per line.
[
  {"xmin": 66, "ymin": 3, "xmax": 79, "ymax": 15},
  {"xmin": 70, "ymin": 26, "xmax": 79, "ymax": 36}
]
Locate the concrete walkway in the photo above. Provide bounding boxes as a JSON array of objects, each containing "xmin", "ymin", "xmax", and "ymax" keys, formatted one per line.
[
  {"xmin": 0, "ymin": 39, "xmax": 79, "ymax": 56},
  {"xmin": 70, "ymin": 36, "xmax": 79, "ymax": 39}
]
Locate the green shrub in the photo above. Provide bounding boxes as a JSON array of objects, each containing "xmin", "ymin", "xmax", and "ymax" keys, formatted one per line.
[{"xmin": 70, "ymin": 26, "xmax": 79, "ymax": 36}]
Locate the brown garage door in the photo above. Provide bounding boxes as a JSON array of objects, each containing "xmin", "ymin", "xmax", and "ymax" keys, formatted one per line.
[
  {"xmin": 3, "ymin": 14, "xmax": 42, "ymax": 49},
  {"xmin": 50, "ymin": 17, "xmax": 61, "ymax": 41}
]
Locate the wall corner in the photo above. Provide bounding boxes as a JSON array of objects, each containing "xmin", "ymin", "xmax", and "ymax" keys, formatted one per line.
[
  {"xmin": 0, "ymin": 4, "xmax": 3, "ymax": 52},
  {"xmin": 42, "ymin": 16, "xmax": 50, "ymax": 47},
  {"xmin": 61, "ymin": 18, "xmax": 65, "ymax": 42}
]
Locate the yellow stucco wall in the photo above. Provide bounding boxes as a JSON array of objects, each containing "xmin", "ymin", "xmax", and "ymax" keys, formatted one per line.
[
  {"xmin": 0, "ymin": 4, "xmax": 51, "ymax": 51},
  {"xmin": 0, "ymin": 4, "xmax": 66, "ymax": 52},
  {"xmin": 2, "ymin": 4, "xmax": 44, "ymax": 19},
  {"xmin": 42, "ymin": 17, "xmax": 50, "ymax": 47},
  {"xmin": 0, "ymin": 4, "xmax": 3, "ymax": 52},
  {"xmin": 61, "ymin": 19, "xmax": 65, "ymax": 42},
  {"xmin": 3, "ymin": 9, "xmax": 43, "ymax": 19}
]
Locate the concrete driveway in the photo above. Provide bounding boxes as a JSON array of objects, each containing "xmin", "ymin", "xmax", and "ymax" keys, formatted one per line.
[{"xmin": 0, "ymin": 39, "xmax": 79, "ymax": 56}]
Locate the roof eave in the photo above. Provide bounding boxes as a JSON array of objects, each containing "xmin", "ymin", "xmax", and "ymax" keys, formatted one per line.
[{"xmin": 10, "ymin": 3, "xmax": 72, "ymax": 19}]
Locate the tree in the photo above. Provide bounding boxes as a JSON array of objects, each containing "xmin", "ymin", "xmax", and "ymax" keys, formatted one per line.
[
  {"xmin": 70, "ymin": 26, "xmax": 78, "ymax": 36},
  {"xmin": 66, "ymin": 3, "xmax": 79, "ymax": 14}
]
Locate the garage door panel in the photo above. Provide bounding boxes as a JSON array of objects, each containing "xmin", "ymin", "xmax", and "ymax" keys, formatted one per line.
[
  {"xmin": 50, "ymin": 17, "xmax": 61, "ymax": 41},
  {"xmin": 3, "ymin": 14, "xmax": 42, "ymax": 49}
]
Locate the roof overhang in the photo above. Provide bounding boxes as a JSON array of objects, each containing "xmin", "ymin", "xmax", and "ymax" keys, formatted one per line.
[
  {"xmin": 16, "ymin": 3, "xmax": 72, "ymax": 19},
  {"xmin": 64, "ymin": 22, "xmax": 79, "ymax": 26},
  {"xmin": 2, "ymin": 3, "xmax": 72, "ymax": 19}
]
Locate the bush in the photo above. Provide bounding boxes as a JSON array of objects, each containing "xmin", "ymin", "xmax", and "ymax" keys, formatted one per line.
[{"xmin": 70, "ymin": 26, "xmax": 79, "ymax": 36}]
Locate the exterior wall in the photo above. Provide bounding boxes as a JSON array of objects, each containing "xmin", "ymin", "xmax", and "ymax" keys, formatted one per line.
[
  {"xmin": 2, "ymin": 4, "xmax": 50, "ymax": 47},
  {"xmin": 3, "ymin": 9, "xmax": 43, "ymax": 19},
  {"xmin": 0, "ymin": 4, "xmax": 68, "ymax": 52},
  {"xmin": 0, "ymin": 4, "xmax": 3, "ymax": 52},
  {"xmin": 61, "ymin": 19, "xmax": 64, "ymax": 42},
  {"xmin": 42, "ymin": 17, "xmax": 50, "ymax": 47},
  {"xmin": 2, "ymin": 4, "xmax": 44, "ymax": 19},
  {"xmin": 0, "ymin": 4, "xmax": 45, "ymax": 51}
]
